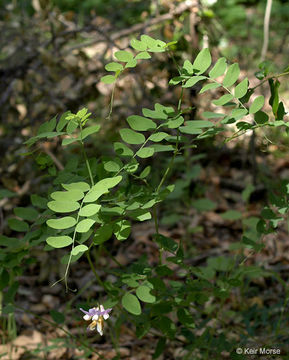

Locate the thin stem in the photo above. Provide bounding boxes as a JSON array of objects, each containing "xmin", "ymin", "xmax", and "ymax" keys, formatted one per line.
[
  {"xmin": 51, "ymin": 199, "xmax": 85, "ymax": 291},
  {"xmin": 106, "ymin": 83, "xmax": 116, "ymax": 120},
  {"xmin": 80, "ymin": 123, "xmax": 94, "ymax": 186},
  {"xmin": 252, "ymin": 71, "xmax": 289, "ymax": 90},
  {"xmin": 205, "ymin": 76, "xmax": 248, "ymax": 113},
  {"xmin": 86, "ymin": 250, "xmax": 107, "ymax": 290}
]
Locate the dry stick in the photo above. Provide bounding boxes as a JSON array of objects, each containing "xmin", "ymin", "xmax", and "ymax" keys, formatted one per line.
[{"xmin": 261, "ymin": 0, "xmax": 273, "ymax": 62}]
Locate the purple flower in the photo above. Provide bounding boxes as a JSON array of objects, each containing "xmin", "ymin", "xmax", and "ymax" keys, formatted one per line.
[{"xmin": 79, "ymin": 305, "xmax": 112, "ymax": 335}]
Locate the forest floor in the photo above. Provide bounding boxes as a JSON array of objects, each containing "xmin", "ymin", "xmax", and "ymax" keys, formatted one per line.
[{"xmin": 1, "ymin": 140, "xmax": 289, "ymax": 360}]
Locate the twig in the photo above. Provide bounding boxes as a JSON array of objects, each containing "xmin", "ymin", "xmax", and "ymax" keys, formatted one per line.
[
  {"xmin": 40, "ymin": 144, "xmax": 64, "ymax": 170},
  {"xmin": 261, "ymin": 0, "xmax": 273, "ymax": 61}
]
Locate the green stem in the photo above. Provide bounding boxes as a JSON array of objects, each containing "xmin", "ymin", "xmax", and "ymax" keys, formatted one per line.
[
  {"xmin": 252, "ymin": 71, "xmax": 289, "ymax": 90},
  {"xmin": 79, "ymin": 123, "xmax": 94, "ymax": 186},
  {"xmin": 106, "ymin": 83, "xmax": 116, "ymax": 120},
  {"xmin": 86, "ymin": 250, "xmax": 107, "ymax": 290}
]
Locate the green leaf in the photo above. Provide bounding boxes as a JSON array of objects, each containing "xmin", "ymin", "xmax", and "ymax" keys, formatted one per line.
[
  {"xmin": 101, "ymin": 75, "xmax": 116, "ymax": 84},
  {"xmin": 47, "ymin": 216, "xmax": 76, "ymax": 230},
  {"xmin": 254, "ymin": 111, "xmax": 269, "ymax": 124},
  {"xmin": 131, "ymin": 38, "xmax": 147, "ymax": 51},
  {"xmin": 14, "ymin": 207, "xmax": 38, "ymax": 221},
  {"xmin": 142, "ymin": 104, "xmax": 171, "ymax": 119},
  {"xmin": 115, "ymin": 50, "xmax": 134, "ymax": 62},
  {"xmin": 221, "ymin": 210, "xmax": 242, "ymax": 220},
  {"xmin": 249, "ymin": 96, "xmax": 265, "ymax": 114},
  {"xmin": 105, "ymin": 62, "xmax": 123, "ymax": 72},
  {"xmin": 231, "ymin": 108, "xmax": 248, "ymax": 119},
  {"xmin": 186, "ymin": 120, "xmax": 214, "ymax": 128},
  {"xmin": 148, "ymin": 132, "xmax": 168, "ymax": 142},
  {"xmin": 169, "ymin": 76, "xmax": 185, "ymax": 85},
  {"xmin": 209, "ymin": 57, "xmax": 227, "ymax": 78},
  {"xmin": 50, "ymin": 310, "xmax": 65, "ymax": 324},
  {"xmin": 0, "ymin": 189, "xmax": 15, "ymax": 200},
  {"xmin": 31, "ymin": 194, "xmax": 47, "ymax": 209},
  {"xmin": 203, "ymin": 111, "xmax": 225, "ymax": 119},
  {"xmin": 125, "ymin": 59, "xmax": 137, "ymax": 68},
  {"xmin": 76, "ymin": 108, "xmax": 88, "ymax": 119},
  {"xmin": 114, "ymin": 220, "xmax": 131, "ymax": 241},
  {"xmin": 8, "ymin": 218, "xmax": 29, "ymax": 232},
  {"xmin": 192, "ymin": 198, "xmax": 216, "ymax": 211},
  {"xmin": 51, "ymin": 190, "xmax": 84, "ymax": 202},
  {"xmin": 135, "ymin": 51, "xmax": 151, "ymax": 60},
  {"xmin": 127, "ymin": 115, "xmax": 156, "ymax": 131},
  {"xmin": 62, "ymin": 182, "xmax": 90, "ymax": 192},
  {"xmin": 47, "ymin": 201, "xmax": 80, "ymax": 213},
  {"xmin": 46, "ymin": 235, "xmax": 73, "ymax": 248},
  {"xmin": 104, "ymin": 160, "xmax": 121, "ymax": 172},
  {"xmin": 269, "ymin": 79, "xmax": 280, "ymax": 115},
  {"xmin": 56, "ymin": 112, "xmax": 71, "ymax": 132},
  {"xmin": 80, "ymin": 125, "xmax": 100, "ymax": 140},
  {"xmin": 62, "ymin": 137, "xmax": 78, "ymax": 146},
  {"xmin": 79, "ymin": 204, "xmax": 101, "ymax": 217},
  {"xmin": 234, "ymin": 78, "xmax": 248, "ymax": 98},
  {"xmin": 183, "ymin": 59, "xmax": 194, "ymax": 74},
  {"xmin": 183, "ymin": 76, "xmax": 206, "ymax": 88},
  {"xmin": 122, "ymin": 293, "xmax": 141, "ymax": 315},
  {"xmin": 192, "ymin": 48, "xmax": 211, "ymax": 74},
  {"xmin": 153, "ymin": 338, "xmax": 166, "ymax": 359},
  {"xmin": 139, "ymin": 166, "xmax": 151, "ymax": 179},
  {"xmin": 75, "ymin": 219, "xmax": 95, "ymax": 233},
  {"xmin": 71, "ymin": 244, "xmax": 88, "ymax": 256},
  {"xmin": 120, "ymin": 128, "xmax": 145, "ymax": 145},
  {"xmin": 151, "ymin": 144, "xmax": 174, "ymax": 153},
  {"xmin": 154, "ymin": 234, "xmax": 178, "ymax": 253},
  {"xmin": 223, "ymin": 63, "xmax": 240, "ymax": 87},
  {"xmin": 136, "ymin": 147, "xmax": 155, "ymax": 158},
  {"xmin": 38, "ymin": 116, "xmax": 56, "ymax": 134},
  {"xmin": 129, "ymin": 209, "xmax": 152, "ymax": 221},
  {"xmin": 94, "ymin": 224, "xmax": 113, "ymax": 245},
  {"xmin": 136, "ymin": 285, "xmax": 156, "ymax": 303},
  {"xmin": 199, "ymin": 82, "xmax": 220, "ymax": 93},
  {"xmin": 212, "ymin": 94, "xmax": 234, "ymax": 106},
  {"xmin": 84, "ymin": 176, "xmax": 122, "ymax": 202},
  {"xmin": 114, "ymin": 142, "xmax": 134, "ymax": 157},
  {"xmin": 179, "ymin": 126, "xmax": 202, "ymax": 135},
  {"xmin": 167, "ymin": 116, "xmax": 184, "ymax": 129},
  {"xmin": 66, "ymin": 119, "xmax": 78, "ymax": 134},
  {"xmin": 141, "ymin": 35, "xmax": 166, "ymax": 50}
]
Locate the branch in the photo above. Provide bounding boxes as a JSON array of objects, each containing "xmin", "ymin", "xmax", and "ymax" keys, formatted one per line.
[{"xmin": 261, "ymin": 0, "xmax": 273, "ymax": 61}]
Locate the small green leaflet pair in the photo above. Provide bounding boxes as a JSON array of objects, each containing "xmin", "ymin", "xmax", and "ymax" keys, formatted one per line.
[{"xmin": 122, "ymin": 283, "xmax": 156, "ymax": 316}]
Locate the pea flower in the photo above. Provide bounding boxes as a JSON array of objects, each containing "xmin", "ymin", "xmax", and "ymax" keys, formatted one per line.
[{"xmin": 80, "ymin": 305, "xmax": 112, "ymax": 336}]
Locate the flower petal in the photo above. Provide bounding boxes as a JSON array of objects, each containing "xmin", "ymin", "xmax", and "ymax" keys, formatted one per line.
[
  {"xmin": 88, "ymin": 320, "xmax": 97, "ymax": 331},
  {"xmin": 103, "ymin": 313, "xmax": 109, "ymax": 320},
  {"xmin": 92, "ymin": 314, "xmax": 99, "ymax": 321},
  {"xmin": 97, "ymin": 321, "xmax": 103, "ymax": 336},
  {"xmin": 79, "ymin": 307, "xmax": 90, "ymax": 315},
  {"xmin": 83, "ymin": 314, "xmax": 91, "ymax": 321}
]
